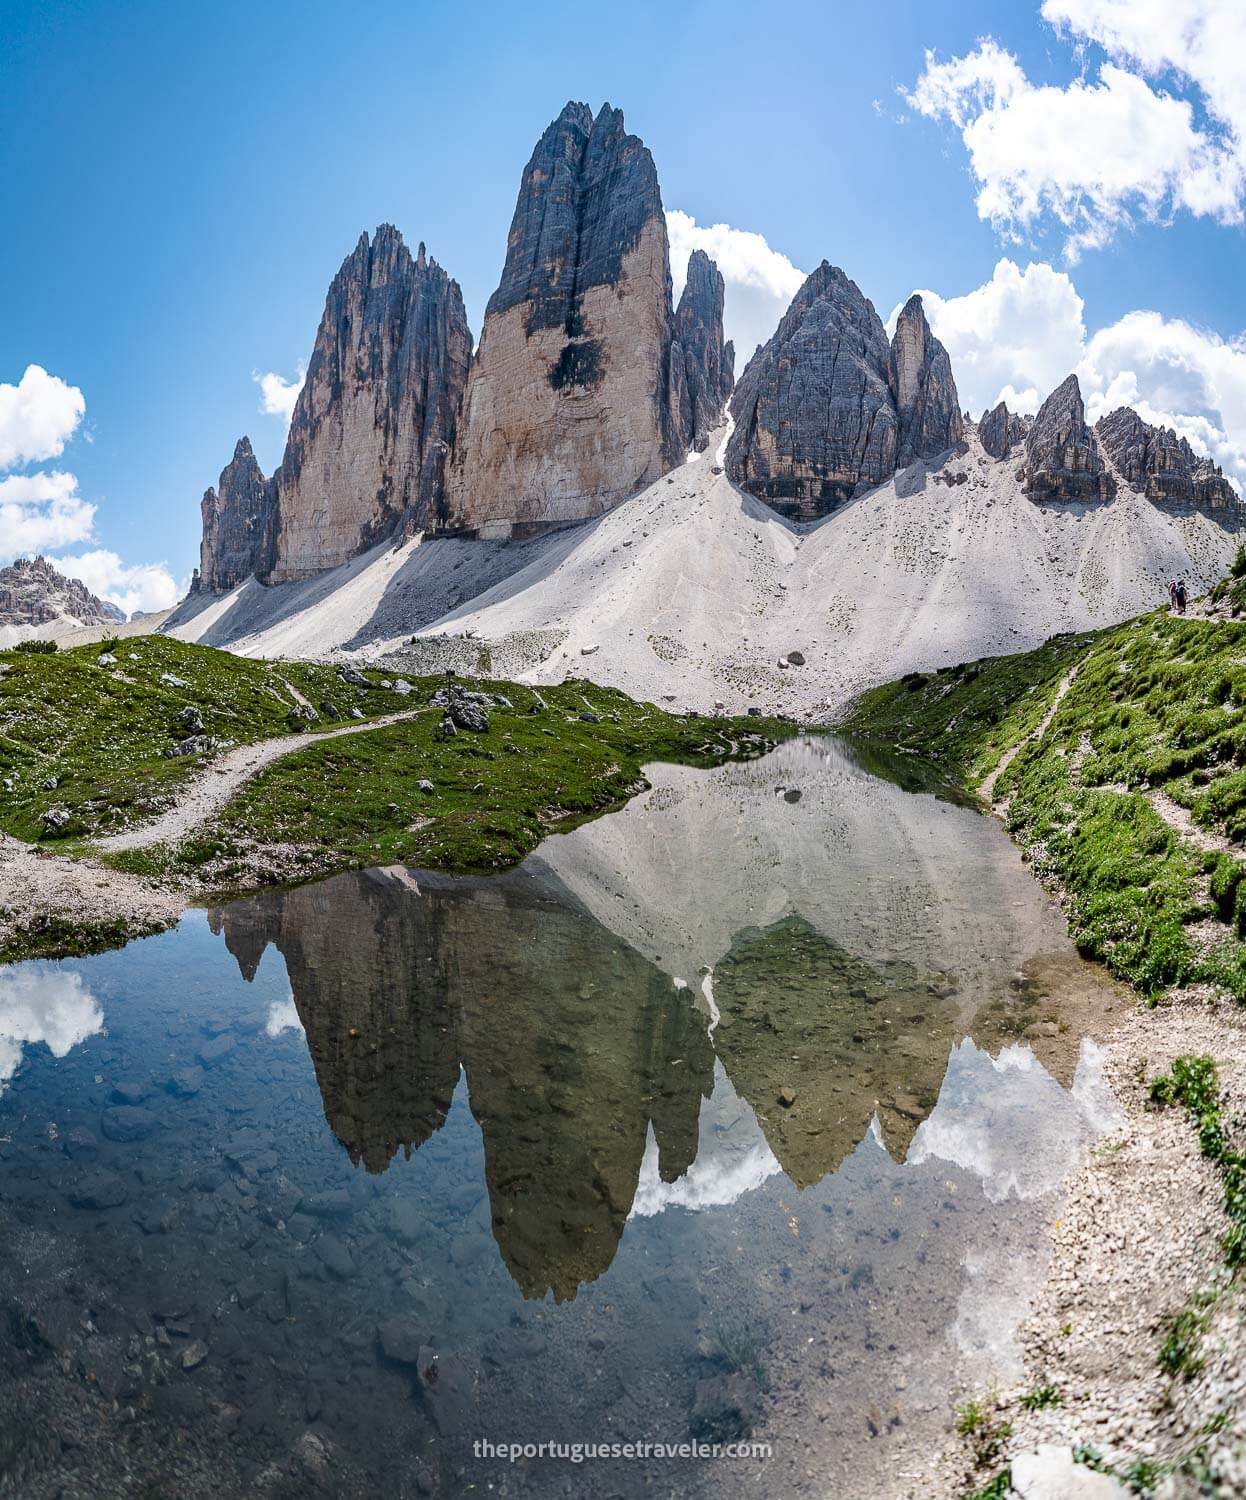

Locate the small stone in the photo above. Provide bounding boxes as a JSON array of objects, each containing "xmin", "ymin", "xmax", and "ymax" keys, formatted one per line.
[
  {"xmin": 417, "ymin": 779, "xmax": 434, "ymax": 794},
  {"xmin": 377, "ymin": 1318, "xmax": 423, "ymax": 1365},
  {"xmin": 778, "ymin": 1087, "xmax": 797, "ymax": 1108},
  {"xmin": 690, "ymin": 1372, "xmax": 761, "ymax": 1443},
  {"xmin": 301, "ymin": 1189, "xmax": 351, "ymax": 1219},
  {"xmin": 168, "ymin": 1067, "xmax": 205, "ymax": 1097},
  {"xmin": 111, "ymin": 1080, "xmax": 150, "ymax": 1105},
  {"xmin": 314, "ymin": 1235, "xmax": 356, "ymax": 1279},
  {"xmin": 181, "ymin": 1339, "xmax": 209, "ymax": 1371},
  {"xmin": 196, "ymin": 1034, "xmax": 236, "ymax": 1067},
  {"xmin": 786, "ymin": 650, "xmax": 806, "ymax": 666},
  {"xmin": 70, "ymin": 1169, "xmax": 129, "ymax": 1209},
  {"xmin": 100, "ymin": 1106, "xmax": 158, "ymax": 1142}
]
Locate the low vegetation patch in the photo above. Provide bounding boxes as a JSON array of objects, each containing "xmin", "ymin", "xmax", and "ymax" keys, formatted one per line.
[
  {"xmin": 1151, "ymin": 1055, "xmax": 1246, "ymax": 1270},
  {"xmin": 0, "ymin": 913, "xmax": 171, "ymax": 966},
  {"xmin": 104, "ymin": 674, "xmax": 795, "ymax": 890},
  {"xmin": 842, "ymin": 602, "xmax": 1246, "ymax": 1000},
  {"xmin": 0, "ymin": 635, "xmax": 398, "ymax": 844}
]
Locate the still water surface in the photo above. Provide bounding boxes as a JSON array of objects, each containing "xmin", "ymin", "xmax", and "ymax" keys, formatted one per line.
[{"xmin": 0, "ymin": 740, "xmax": 1126, "ymax": 1498}]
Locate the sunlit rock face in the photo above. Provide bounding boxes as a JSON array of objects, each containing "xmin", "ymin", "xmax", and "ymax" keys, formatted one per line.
[
  {"xmin": 269, "ymin": 226, "xmax": 472, "ymax": 581},
  {"xmin": 1096, "ymin": 405, "xmax": 1240, "ymax": 515},
  {"xmin": 443, "ymin": 102, "xmax": 690, "ymax": 538},
  {"xmin": 1022, "ymin": 374, "xmax": 1115, "ymax": 504},
  {"xmin": 196, "ymin": 437, "xmax": 277, "ymax": 593},
  {"xmin": 887, "ymin": 294, "xmax": 964, "ymax": 470}
]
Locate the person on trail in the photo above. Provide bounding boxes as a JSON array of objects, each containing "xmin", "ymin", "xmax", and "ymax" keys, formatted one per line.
[
  {"xmin": 1169, "ymin": 580, "xmax": 1179, "ymax": 611},
  {"xmin": 1177, "ymin": 579, "xmax": 1188, "ymax": 613}
]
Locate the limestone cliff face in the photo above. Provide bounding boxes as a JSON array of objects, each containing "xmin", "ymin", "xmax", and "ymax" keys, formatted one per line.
[
  {"xmin": 1022, "ymin": 375, "xmax": 1115, "ymax": 504},
  {"xmin": 887, "ymin": 295, "xmax": 963, "ymax": 468},
  {"xmin": 669, "ymin": 250, "xmax": 734, "ymax": 452},
  {"xmin": 269, "ymin": 227, "xmax": 472, "ymax": 582},
  {"xmin": 725, "ymin": 262, "xmax": 898, "ymax": 518},
  {"xmin": 443, "ymin": 103, "xmax": 685, "ymax": 537},
  {"xmin": 1096, "ymin": 406, "xmax": 1239, "ymax": 514},
  {"xmin": 979, "ymin": 400, "xmax": 1027, "ymax": 461},
  {"xmin": 196, "ymin": 437, "xmax": 276, "ymax": 592}
]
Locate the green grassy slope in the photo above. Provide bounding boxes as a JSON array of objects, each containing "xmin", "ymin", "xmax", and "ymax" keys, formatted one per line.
[
  {"xmin": 112, "ymin": 676, "xmax": 792, "ymax": 889},
  {"xmin": 0, "ymin": 635, "xmax": 406, "ymax": 843},
  {"xmin": 842, "ymin": 598, "xmax": 1246, "ymax": 1001}
]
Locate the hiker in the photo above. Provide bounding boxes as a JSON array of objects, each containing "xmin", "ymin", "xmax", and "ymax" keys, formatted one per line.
[
  {"xmin": 1176, "ymin": 579, "xmax": 1188, "ymax": 613},
  {"xmin": 1169, "ymin": 580, "xmax": 1179, "ymax": 611}
]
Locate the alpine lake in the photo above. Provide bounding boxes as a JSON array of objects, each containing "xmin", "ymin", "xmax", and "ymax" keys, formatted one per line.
[{"xmin": 0, "ymin": 737, "xmax": 1129, "ymax": 1499}]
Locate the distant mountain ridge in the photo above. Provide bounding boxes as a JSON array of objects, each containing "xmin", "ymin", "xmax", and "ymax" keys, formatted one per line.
[{"xmin": 0, "ymin": 556, "xmax": 125, "ymax": 630}]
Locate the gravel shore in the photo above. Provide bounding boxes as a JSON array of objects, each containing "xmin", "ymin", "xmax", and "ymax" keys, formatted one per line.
[{"xmin": 920, "ymin": 988, "xmax": 1246, "ymax": 1498}]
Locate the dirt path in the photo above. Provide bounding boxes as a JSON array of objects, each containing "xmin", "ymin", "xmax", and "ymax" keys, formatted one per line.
[
  {"xmin": 1146, "ymin": 787, "xmax": 1243, "ymax": 857},
  {"xmin": 979, "ymin": 659, "xmax": 1084, "ymax": 803},
  {"xmin": 95, "ymin": 707, "xmax": 426, "ymax": 853}
]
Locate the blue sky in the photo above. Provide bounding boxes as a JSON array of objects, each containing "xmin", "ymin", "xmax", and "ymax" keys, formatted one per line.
[{"xmin": 3, "ymin": 0, "xmax": 1245, "ymax": 611}]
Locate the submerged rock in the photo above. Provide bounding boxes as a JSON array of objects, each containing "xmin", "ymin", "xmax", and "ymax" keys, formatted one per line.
[
  {"xmin": 100, "ymin": 1106, "xmax": 159, "ymax": 1143},
  {"xmin": 69, "ymin": 1169, "xmax": 129, "ymax": 1209}
]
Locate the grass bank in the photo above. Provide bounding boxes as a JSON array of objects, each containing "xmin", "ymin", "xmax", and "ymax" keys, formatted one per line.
[
  {"xmin": 0, "ymin": 634, "xmax": 399, "ymax": 843},
  {"xmin": 0, "ymin": 634, "xmax": 795, "ymax": 905},
  {"xmin": 841, "ymin": 601, "xmax": 1246, "ymax": 1003},
  {"xmin": 107, "ymin": 674, "xmax": 793, "ymax": 890}
]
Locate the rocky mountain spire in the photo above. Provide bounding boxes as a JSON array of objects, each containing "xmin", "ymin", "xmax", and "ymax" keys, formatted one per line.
[
  {"xmin": 978, "ymin": 400, "xmax": 1026, "ymax": 460},
  {"xmin": 1095, "ymin": 406, "xmax": 1239, "ymax": 513},
  {"xmin": 443, "ymin": 102, "xmax": 684, "ymax": 536},
  {"xmin": 669, "ymin": 250, "xmax": 735, "ymax": 452},
  {"xmin": 268, "ymin": 226, "xmax": 472, "ymax": 582},
  {"xmin": 1022, "ymin": 374, "xmax": 1115, "ymax": 503},
  {"xmin": 725, "ymin": 261, "xmax": 898, "ymax": 518},
  {"xmin": 196, "ymin": 437, "xmax": 277, "ymax": 593},
  {"xmin": 887, "ymin": 294, "xmax": 963, "ymax": 468}
]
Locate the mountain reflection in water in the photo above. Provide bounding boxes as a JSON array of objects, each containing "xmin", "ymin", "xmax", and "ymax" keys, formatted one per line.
[{"xmin": 207, "ymin": 738, "xmax": 1123, "ymax": 1304}]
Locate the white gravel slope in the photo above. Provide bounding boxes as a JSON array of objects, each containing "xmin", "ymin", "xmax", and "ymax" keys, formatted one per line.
[{"xmin": 161, "ymin": 427, "xmax": 1242, "ymax": 714}]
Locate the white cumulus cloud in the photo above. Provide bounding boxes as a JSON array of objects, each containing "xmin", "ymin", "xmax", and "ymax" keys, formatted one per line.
[
  {"xmin": 903, "ymin": 256, "xmax": 1246, "ymax": 493},
  {"xmin": 0, "ymin": 365, "xmax": 86, "ymax": 470},
  {"xmin": 54, "ymin": 549, "xmax": 181, "ymax": 619},
  {"xmin": 666, "ymin": 210, "xmax": 807, "ymax": 369},
  {"xmin": 254, "ymin": 367, "xmax": 305, "ymax": 422},
  {"xmin": 0, "ymin": 470, "xmax": 97, "ymax": 558},
  {"xmin": 906, "ymin": 0, "xmax": 1246, "ymax": 261}
]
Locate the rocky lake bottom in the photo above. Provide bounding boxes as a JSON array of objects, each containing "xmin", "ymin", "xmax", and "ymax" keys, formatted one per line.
[{"xmin": 0, "ymin": 740, "xmax": 1131, "ymax": 1498}]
